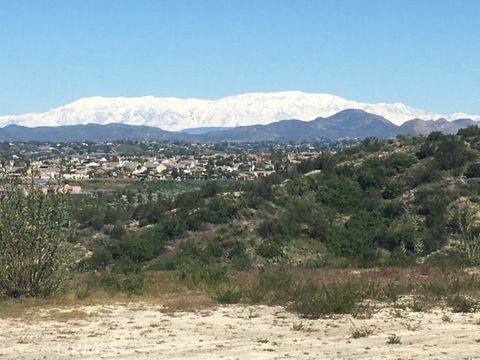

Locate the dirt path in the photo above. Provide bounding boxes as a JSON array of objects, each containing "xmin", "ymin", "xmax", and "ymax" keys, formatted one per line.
[{"xmin": 1, "ymin": 303, "xmax": 479, "ymax": 359}]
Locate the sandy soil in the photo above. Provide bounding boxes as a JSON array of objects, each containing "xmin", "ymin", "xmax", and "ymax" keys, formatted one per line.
[{"xmin": 1, "ymin": 303, "xmax": 480, "ymax": 359}]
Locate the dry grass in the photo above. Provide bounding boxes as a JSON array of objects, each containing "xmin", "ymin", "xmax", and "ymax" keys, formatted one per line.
[
  {"xmin": 41, "ymin": 309, "xmax": 93, "ymax": 321},
  {"xmin": 1, "ymin": 266, "xmax": 479, "ymax": 319},
  {"xmin": 0, "ymin": 271, "xmax": 214, "ymax": 318}
]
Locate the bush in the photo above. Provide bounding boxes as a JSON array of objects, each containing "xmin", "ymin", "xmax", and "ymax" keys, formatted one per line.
[
  {"xmin": 256, "ymin": 238, "xmax": 285, "ymax": 259},
  {"xmin": 465, "ymin": 163, "xmax": 480, "ymax": 178},
  {"xmin": 94, "ymin": 272, "xmax": 145, "ymax": 296},
  {"xmin": 326, "ymin": 211, "xmax": 380, "ymax": 263},
  {"xmin": 0, "ymin": 183, "xmax": 74, "ymax": 297},
  {"xmin": 112, "ymin": 226, "xmax": 168, "ymax": 265},
  {"xmin": 382, "ymin": 178, "xmax": 406, "ymax": 199},
  {"xmin": 110, "ymin": 224, "xmax": 127, "ymax": 240},
  {"xmin": 213, "ymin": 286, "xmax": 243, "ymax": 304},
  {"xmin": 386, "ymin": 153, "xmax": 417, "ymax": 171},
  {"xmin": 382, "ymin": 201, "xmax": 405, "ymax": 218},
  {"xmin": 317, "ymin": 176, "xmax": 364, "ymax": 211},
  {"xmin": 197, "ymin": 197, "xmax": 238, "ymax": 224},
  {"xmin": 290, "ymin": 282, "xmax": 361, "ymax": 319},
  {"xmin": 358, "ymin": 169, "xmax": 381, "ymax": 190},
  {"xmin": 386, "ymin": 334, "xmax": 401, "ymax": 345},
  {"xmin": 120, "ymin": 274, "xmax": 145, "ymax": 296},
  {"xmin": 257, "ymin": 217, "xmax": 284, "ymax": 238},
  {"xmin": 434, "ymin": 136, "xmax": 473, "ymax": 170},
  {"xmin": 231, "ymin": 252, "xmax": 252, "ymax": 271},
  {"xmin": 178, "ymin": 261, "xmax": 231, "ymax": 287},
  {"xmin": 75, "ymin": 283, "xmax": 92, "ymax": 299},
  {"xmin": 448, "ymin": 294, "xmax": 479, "ymax": 313},
  {"xmin": 145, "ymin": 255, "xmax": 177, "ymax": 271},
  {"xmin": 133, "ymin": 201, "xmax": 166, "ymax": 225},
  {"xmin": 246, "ymin": 266, "xmax": 294, "ymax": 304},
  {"xmin": 417, "ymin": 133, "xmax": 473, "ymax": 170},
  {"xmin": 258, "ymin": 266, "xmax": 294, "ymax": 294},
  {"xmin": 406, "ymin": 161, "xmax": 441, "ymax": 188},
  {"xmin": 82, "ymin": 245, "xmax": 113, "ymax": 270}
]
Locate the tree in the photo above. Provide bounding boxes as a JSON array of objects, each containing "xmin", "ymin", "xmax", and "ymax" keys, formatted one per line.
[{"xmin": 0, "ymin": 180, "xmax": 74, "ymax": 297}]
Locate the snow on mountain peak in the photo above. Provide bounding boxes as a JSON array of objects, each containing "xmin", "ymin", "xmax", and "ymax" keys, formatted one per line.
[{"xmin": 0, "ymin": 91, "xmax": 478, "ymax": 131}]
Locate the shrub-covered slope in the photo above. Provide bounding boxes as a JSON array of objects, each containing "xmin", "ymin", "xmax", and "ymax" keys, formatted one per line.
[{"xmin": 75, "ymin": 127, "xmax": 480, "ymax": 272}]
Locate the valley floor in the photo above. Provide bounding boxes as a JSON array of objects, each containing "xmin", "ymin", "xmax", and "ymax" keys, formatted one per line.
[{"xmin": 1, "ymin": 303, "xmax": 479, "ymax": 360}]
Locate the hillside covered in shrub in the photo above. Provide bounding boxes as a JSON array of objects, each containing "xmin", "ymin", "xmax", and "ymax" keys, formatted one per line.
[{"xmin": 74, "ymin": 127, "xmax": 480, "ymax": 274}]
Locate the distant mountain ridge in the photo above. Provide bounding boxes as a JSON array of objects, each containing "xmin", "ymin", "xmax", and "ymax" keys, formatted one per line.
[
  {"xmin": 1, "ymin": 91, "xmax": 479, "ymax": 131},
  {"xmin": 196, "ymin": 110, "xmax": 399, "ymax": 142},
  {"xmin": 0, "ymin": 123, "xmax": 184, "ymax": 142},
  {"xmin": 0, "ymin": 109, "xmax": 478, "ymax": 142}
]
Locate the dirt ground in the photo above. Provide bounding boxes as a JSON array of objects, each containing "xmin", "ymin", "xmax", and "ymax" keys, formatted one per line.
[{"xmin": 1, "ymin": 303, "xmax": 479, "ymax": 360}]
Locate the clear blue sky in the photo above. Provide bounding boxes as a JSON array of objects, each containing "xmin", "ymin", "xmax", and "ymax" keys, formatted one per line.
[{"xmin": 1, "ymin": 0, "xmax": 479, "ymax": 115}]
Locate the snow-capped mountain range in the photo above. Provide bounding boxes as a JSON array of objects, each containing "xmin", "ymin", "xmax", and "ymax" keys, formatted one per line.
[{"xmin": 1, "ymin": 91, "xmax": 479, "ymax": 131}]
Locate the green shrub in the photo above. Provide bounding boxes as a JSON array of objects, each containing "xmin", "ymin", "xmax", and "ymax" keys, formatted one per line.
[
  {"xmin": 112, "ymin": 256, "xmax": 143, "ymax": 274},
  {"xmin": 231, "ymin": 253, "xmax": 252, "ymax": 271},
  {"xmin": 144, "ymin": 255, "xmax": 177, "ymax": 271},
  {"xmin": 256, "ymin": 238, "xmax": 284, "ymax": 259},
  {"xmin": 111, "ymin": 226, "xmax": 168, "ymax": 265},
  {"xmin": 406, "ymin": 161, "xmax": 441, "ymax": 188},
  {"xmin": 317, "ymin": 176, "xmax": 364, "ymax": 211},
  {"xmin": 121, "ymin": 275, "xmax": 145, "ymax": 296},
  {"xmin": 246, "ymin": 266, "xmax": 294, "ymax": 304},
  {"xmin": 257, "ymin": 218, "xmax": 285, "ymax": 238},
  {"xmin": 434, "ymin": 136, "xmax": 473, "ymax": 170},
  {"xmin": 197, "ymin": 197, "xmax": 238, "ymax": 224},
  {"xmin": 258, "ymin": 266, "xmax": 294, "ymax": 293},
  {"xmin": 326, "ymin": 211, "xmax": 381, "ymax": 263},
  {"xmin": 82, "ymin": 245, "xmax": 113, "ymax": 270},
  {"xmin": 213, "ymin": 286, "xmax": 243, "ymax": 304},
  {"xmin": 382, "ymin": 179, "xmax": 406, "ymax": 199},
  {"xmin": 0, "ymin": 184, "xmax": 74, "ymax": 298},
  {"xmin": 382, "ymin": 201, "xmax": 405, "ymax": 218},
  {"xmin": 291, "ymin": 282, "xmax": 361, "ymax": 319},
  {"xmin": 178, "ymin": 261, "xmax": 231, "ymax": 287},
  {"xmin": 75, "ymin": 283, "xmax": 92, "ymax": 299},
  {"xmin": 386, "ymin": 153, "xmax": 417, "ymax": 171},
  {"xmin": 96, "ymin": 272, "xmax": 145, "ymax": 296}
]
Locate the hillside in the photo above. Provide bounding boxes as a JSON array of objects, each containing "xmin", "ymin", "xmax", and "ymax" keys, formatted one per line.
[
  {"xmin": 0, "ymin": 123, "xmax": 189, "ymax": 142},
  {"xmin": 196, "ymin": 109, "xmax": 399, "ymax": 141},
  {"xmin": 72, "ymin": 127, "xmax": 480, "ymax": 273}
]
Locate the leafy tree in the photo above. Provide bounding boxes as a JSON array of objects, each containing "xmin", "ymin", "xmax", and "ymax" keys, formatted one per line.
[{"xmin": 0, "ymin": 182, "xmax": 73, "ymax": 297}]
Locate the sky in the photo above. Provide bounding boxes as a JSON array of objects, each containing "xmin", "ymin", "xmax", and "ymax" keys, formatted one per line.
[{"xmin": 0, "ymin": 0, "xmax": 479, "ymax": 115}]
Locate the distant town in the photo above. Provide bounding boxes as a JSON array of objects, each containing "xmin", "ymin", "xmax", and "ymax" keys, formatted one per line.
[{"xmin": 0, "ymin": 139, "xmax": 358, "ymax": 192}]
